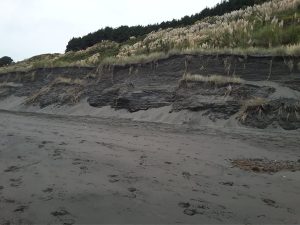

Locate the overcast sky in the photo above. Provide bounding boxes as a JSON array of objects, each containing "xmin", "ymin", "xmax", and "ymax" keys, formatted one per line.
[{"xmin": 0, "ymin": 0, "xmax": 221, "ymax": 61}]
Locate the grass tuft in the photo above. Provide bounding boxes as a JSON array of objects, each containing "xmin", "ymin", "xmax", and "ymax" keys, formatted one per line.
[
  {"xmin": 238, "ymin": 97, "xmax": 268, "ymax": 122},
  {"xmin": 181, "ymin": 74, "xmax": 243, "ymax": 85}
]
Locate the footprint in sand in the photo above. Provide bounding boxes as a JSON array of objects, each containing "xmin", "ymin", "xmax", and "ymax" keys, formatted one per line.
[
  {"xmin": 72, "ymin": 158, "xmax": 91, "ymax": 165},
  {"xmin": 128, "ymin": 187, "xmax": 137, "ymax": 192},
  {"xmin": 178, "ymin": 202, "xmax": 191, "ymax": 208},
  {"xmin": 179, "ymin": 199, "xmax": 232, "ymax": 218},
  {"xmin": 14, "ymin": 205, "xmax": 29, "ymax": 213},
  {"xmin": 40, "ymin": 186, "xmax": 55, "ymax": 201},
  {"xmin": 10, "ymin": 177, "xmax": 22, "ymax": 187},
  {"xmin": 59, "ymin": 142, "xmax": 68, "ymax": 146},
  {"xmin": 139, "ymin": 155, "xmax": 147, "ymax": 165},
  {"xmin": 43, "ymin": 187, "xmax": 54, "ymax": 193},
  {"xmin": 220, "ymin": 181, "xmax": 234, "ymax": 186},
  {"xmin": 51, "ymin": 208, "xmax": 75, "ymax": 225},
  {"xmin": 183, "ymin": 208, "xmax": 197, "ymax": 216},
  {"xmin": 42, "ymin": 141, "xmax": 53, "ymax": 145},
  {"xmin": 72, "ymin": 158, "xmax": 92, "ymax": 174},
  {"xmin": 52, "ymin": 148, "xmax": 65, "ymax": 159},
  {"xmin": 17, "ymin": 155, "xmax": 25, "ymax": 160},
  {"xmin": 262, "ymin": 198, "xmax": 279, "ymax": 208},
  {"xmin": 51, "ymin": 209, "xmax": 70, "ymax": 217},
  {"xmin": 4, "ymin": 165, "xmax": 20, "ymax": 173},
  {"xmin": 182, "ymin": 171, "xmax": 191, "ymax": 180},
  {"xmin": 178, "ymin": 202, "xmax": 199, "ymax": 216},
  {"xmin": 108, "ymin": 174, "xmax": 120, "ymax": 183}
]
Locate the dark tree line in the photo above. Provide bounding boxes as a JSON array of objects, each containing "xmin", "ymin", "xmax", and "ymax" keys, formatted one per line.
[{"xmin": 66, "ymin": 0, "xmax": 269, "ymax": 52}]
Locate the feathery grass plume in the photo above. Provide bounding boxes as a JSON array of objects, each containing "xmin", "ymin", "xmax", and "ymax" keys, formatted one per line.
[{"xmin": 117, "ymin": 0, "xmax": 300, "ymax": 57}]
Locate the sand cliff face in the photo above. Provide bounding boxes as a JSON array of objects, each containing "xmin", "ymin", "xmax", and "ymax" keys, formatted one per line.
[{"xmin": 0, "ymin": 54, "xmax": 300, "ymax": 129}]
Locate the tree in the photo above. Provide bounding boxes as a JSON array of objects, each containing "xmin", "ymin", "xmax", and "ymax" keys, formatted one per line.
[{"xmin": 0, "ymin": 56, "xmax": 13, "ymax": 67}]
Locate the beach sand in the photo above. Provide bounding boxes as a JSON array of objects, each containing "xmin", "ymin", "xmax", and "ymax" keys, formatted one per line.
[{"xmin": 0, "ymin": 109, "xmax": 299, "ymax": 224}]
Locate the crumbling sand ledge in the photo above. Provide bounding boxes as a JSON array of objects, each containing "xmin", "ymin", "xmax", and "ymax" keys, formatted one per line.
[{"xmin": 0, "ymin": 54, "xmax": 300, "ymax": 130}]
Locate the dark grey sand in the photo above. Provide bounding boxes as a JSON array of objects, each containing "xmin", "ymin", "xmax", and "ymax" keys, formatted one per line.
[{"xmin": 0, "ymin": 110, "xmax": 300, "ymax": 224}]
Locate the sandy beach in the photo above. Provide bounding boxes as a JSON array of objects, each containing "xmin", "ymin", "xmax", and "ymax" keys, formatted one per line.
[
  {"xmin": 0, "ymin": 109, "xmax": 299, "ymax": 224},
  {"xmin": 1, "ymin": 0, "xmax": 300, "ymax": 223}
]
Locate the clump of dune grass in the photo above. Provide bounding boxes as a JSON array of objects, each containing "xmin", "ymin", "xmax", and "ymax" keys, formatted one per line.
[
  {"xmin": 25, "ymin": 76, "xmax": 85, "ymax": 105},
  {"xmin": 25, "ymin": 85, "xmax": 52, "ymax": 105},
  {"xmin": 238, "ymin": 97, "xmax": 268, "ymax": 122},
  {"xmin": 53, "ymin": 77, "xmax": 84, "ymax": 86},
  {"xmin": 238, "ymin": 98, "xmax": 300, "ymax": 127},
  {"xmin": 117, "ymin": 0, "xmax": 300, "ymax": 57},
  {"xmin": 181, "ymin": 73, "xmax": 243, "ymax": 85},
  {"xmin": 101, "ymin": 52, "xmax": 169, "ymax": 66},
  {"xmin": 277, "ymin": 100, "xmax": 300, "ymax": 120}
]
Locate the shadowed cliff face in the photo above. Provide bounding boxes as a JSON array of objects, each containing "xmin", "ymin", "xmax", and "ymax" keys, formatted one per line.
[{"xmin": 0, "ymin": 54, "xmax": 299, "ymax": 129}]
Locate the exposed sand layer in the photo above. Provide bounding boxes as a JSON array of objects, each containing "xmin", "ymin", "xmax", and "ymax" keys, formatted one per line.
[
  {"xmin": 1, "ymin": 54, "xmax": 300, "ymax": 130},
  {"xmin": 0, "ymin": 110, "xmax": 299, "ymax": 224}
]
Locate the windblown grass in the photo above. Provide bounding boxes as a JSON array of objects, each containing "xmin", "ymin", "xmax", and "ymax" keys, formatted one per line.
[
  {"xmin": 238, "ymin": 97, "xmax": 300, "ymax": 123},
  {"xmin": 181, "ymin": 74, "xmax": 243, "ymax": 85},
  {"xmin": 53, "ymin": 77, "xmax": 84, "ymax": 86},
  {"xmin": 25, "ymin": 76, "xmax": 85, "ymax": 105},
  {"xmin": 238, "ymin": 97, "xmax": 268, "ymax": 122}
]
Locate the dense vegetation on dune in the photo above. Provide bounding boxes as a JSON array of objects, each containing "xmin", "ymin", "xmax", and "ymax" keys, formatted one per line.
[
  {"xmin": 0, "ymin": 0, "xmax": 299, "ymax": 74},
  {"xmin": 66, "ymin": 0, "xmax": 270, "ymax": 52}
]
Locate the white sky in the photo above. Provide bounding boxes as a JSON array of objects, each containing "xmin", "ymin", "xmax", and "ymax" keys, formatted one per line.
[{"xmin": 0, "ymin": 0, "xmax": 221, "ymax": 61}]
